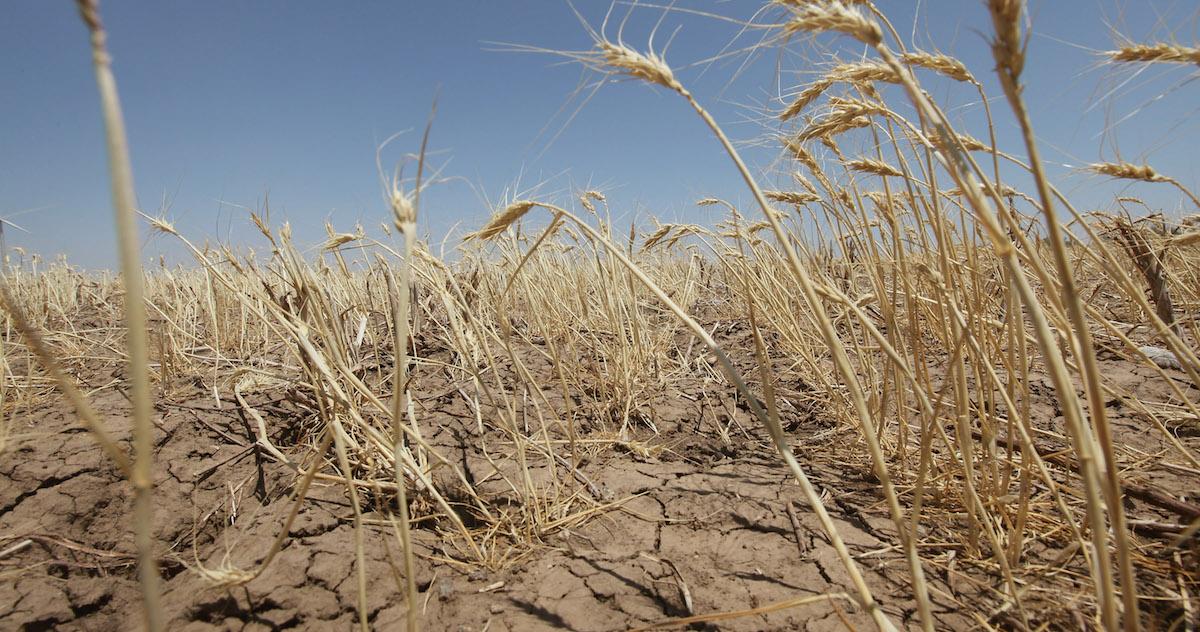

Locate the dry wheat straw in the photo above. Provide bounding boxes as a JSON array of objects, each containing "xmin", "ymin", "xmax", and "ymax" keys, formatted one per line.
[
  {"xmin": 75, "ymin": 2, "xmax": 163, "ymax": 629},
  {"xmin": 383, "ymin": 109, "xmax": 433, "ymax": 632}
]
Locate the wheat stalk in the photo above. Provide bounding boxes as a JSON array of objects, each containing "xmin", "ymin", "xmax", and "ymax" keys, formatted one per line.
[{"xmin": 74, "ymin": 3, "xmax": 164, "ymax": 631}]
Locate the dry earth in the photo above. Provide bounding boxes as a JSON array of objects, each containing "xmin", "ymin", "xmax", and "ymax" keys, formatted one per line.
[{"xmin": 2, "ymin": 322, "xmax": 1198, "ymax": 631}]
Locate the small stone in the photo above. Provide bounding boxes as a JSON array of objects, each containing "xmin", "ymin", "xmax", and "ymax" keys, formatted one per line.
[
  {"xmin": 259, "ymin": 608, "xmax": 299, "ymax": 627},
  {"xmin": 489, "ymin": 603, "xmax": 505, "ymax": 614},
  {"xmin": 437, "ymin": 577, "xmax": 454, "ymax": 601},
  {"xmin": 1139, "ymin": 345, "xmax": 1182, "ymax": 369}
]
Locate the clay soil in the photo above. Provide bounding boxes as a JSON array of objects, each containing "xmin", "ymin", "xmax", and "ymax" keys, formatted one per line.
[{"xmin": 2, "ymin": 321, "xmax": 1198, "ymax": 631}]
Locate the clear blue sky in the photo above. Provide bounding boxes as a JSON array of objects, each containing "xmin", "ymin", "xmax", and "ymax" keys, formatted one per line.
[{"xmin": 2, "ymin": 1, "xmax": 1197, "ymax": 269}]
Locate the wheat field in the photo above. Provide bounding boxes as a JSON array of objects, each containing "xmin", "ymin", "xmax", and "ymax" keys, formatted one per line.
[{"xmin": 2, "ymin": 1, "xmax": 1198, "ymax": 630}]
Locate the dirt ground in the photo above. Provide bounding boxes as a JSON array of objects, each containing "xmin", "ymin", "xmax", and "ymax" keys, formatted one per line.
[{"xmin": 2, "ymin": 322, "xmax": 1198, "ymax": 631}]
